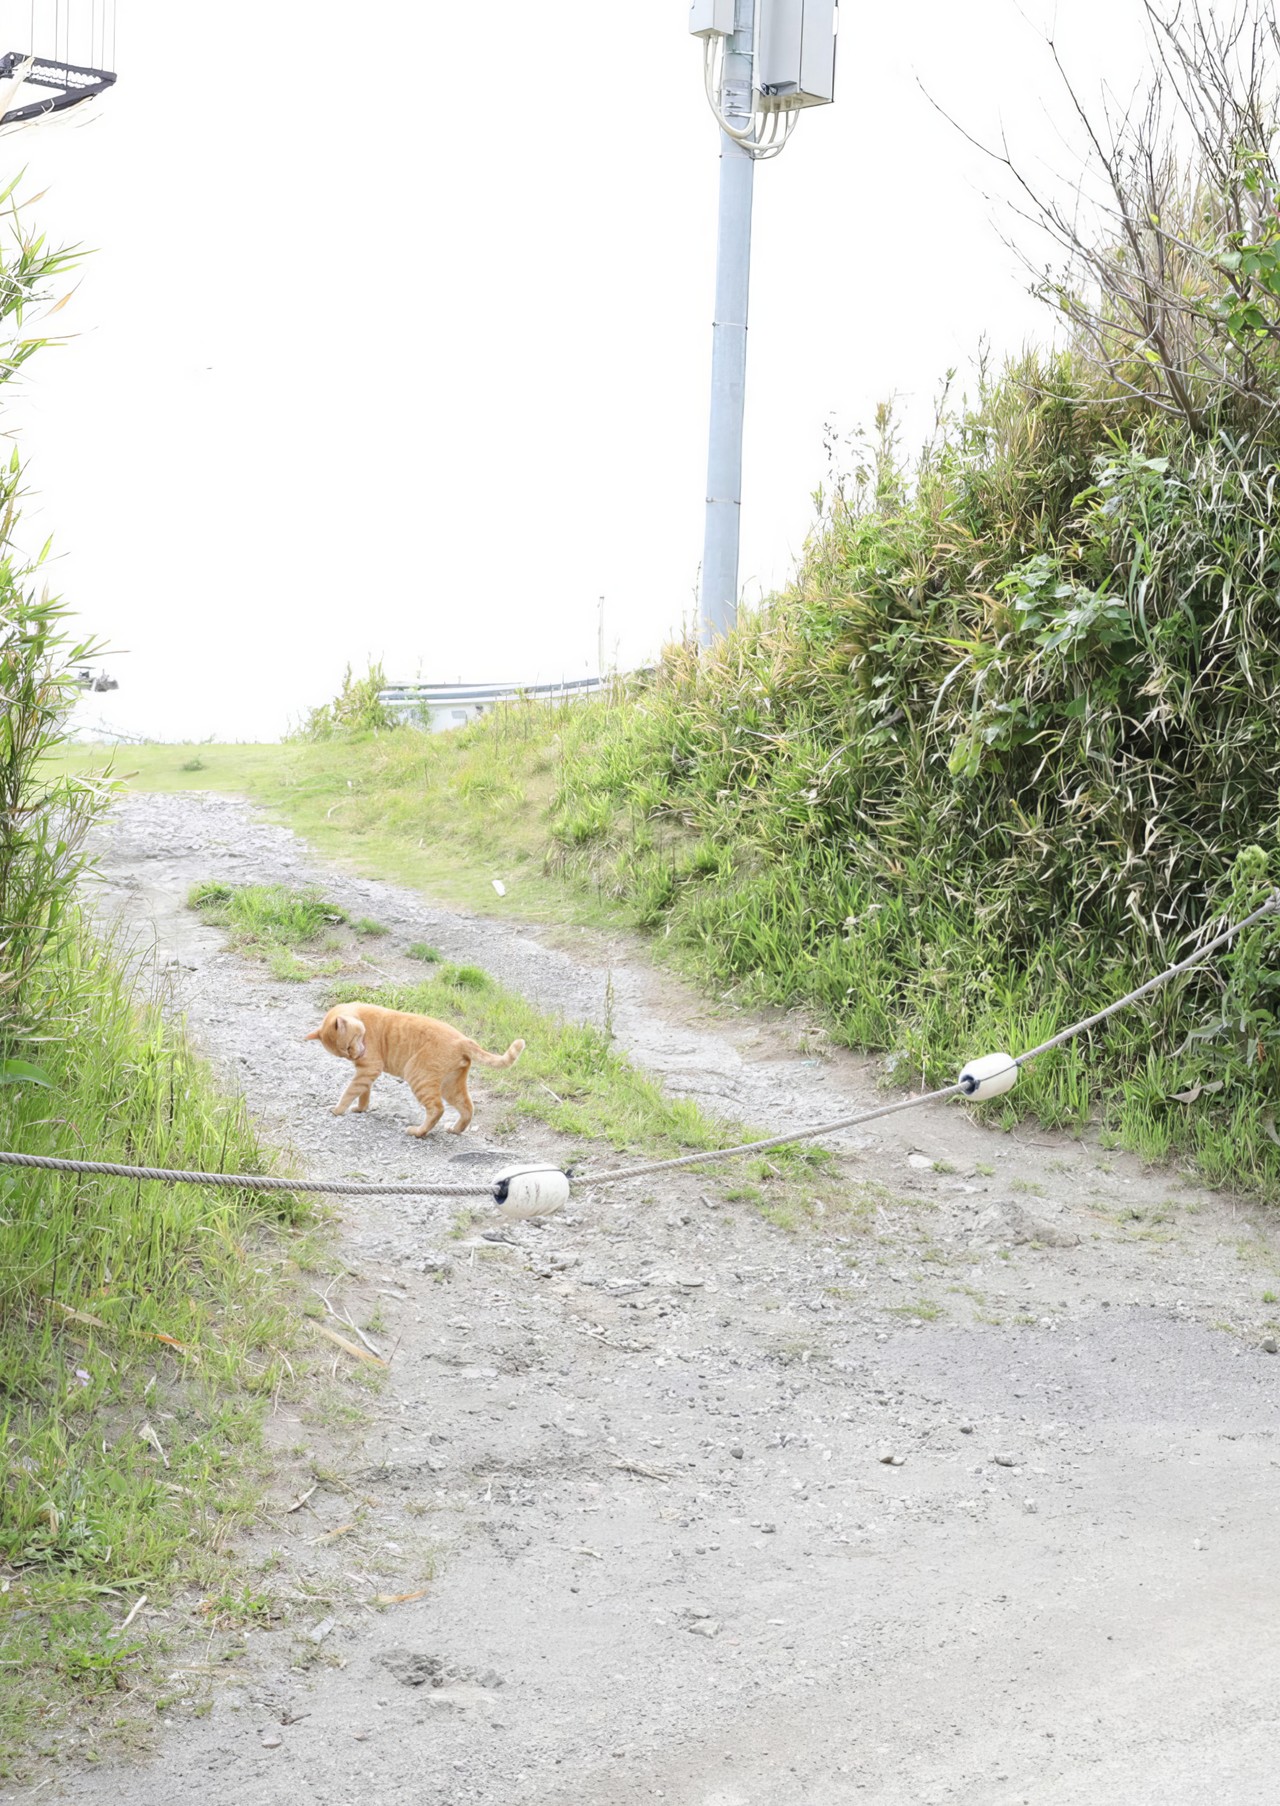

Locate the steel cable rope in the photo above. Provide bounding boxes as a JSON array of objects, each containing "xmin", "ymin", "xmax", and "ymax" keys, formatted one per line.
[
  {"xmin": 0, "ymin": 892, "xmax": 1275, "ymax": 1197},
  {"xmin": 577, "ymin": 890, "xmax": 1280, "ymax": 1184},
  {"xmin": 0, "ymin": 1151, "xmax": 490, "ymax": 1196}
]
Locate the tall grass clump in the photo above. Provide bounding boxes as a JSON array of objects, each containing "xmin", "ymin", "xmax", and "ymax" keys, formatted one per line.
[
  {"xmin": 297, "ymin": 659, "xmax": 399, "ymax": 739},
  {"xmin": 0, "ymin": 190, "xmax": 307, "ymax": 1758},
  {"xmin": 546, "ymin": 5, "xmax": 1280, "ymax": 1195},
  {"xmin": 0, "ymin": 934, "xmax": 306, "ymax": 1756}
]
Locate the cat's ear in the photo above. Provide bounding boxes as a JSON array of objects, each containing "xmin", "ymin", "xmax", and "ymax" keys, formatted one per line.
[{"xmin": 303, "ymin": 1028, "xmax": 321, "ymax": 1041}]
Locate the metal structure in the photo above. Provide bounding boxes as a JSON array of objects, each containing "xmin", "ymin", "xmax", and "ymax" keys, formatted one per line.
[
  {"xmin": 0, "ymin": 50, "xmax": 114, "ymax": 125},
  {"xmin": 379, "ymin": 675, "xmax": 607, "ymax": 733},
  {"xmin": 0, "ymin": 1, "xmax": 119, "ymax": 131},
  {"xmin": 690, "ymin": 0, "xmax": 837, "ymax": 645}
]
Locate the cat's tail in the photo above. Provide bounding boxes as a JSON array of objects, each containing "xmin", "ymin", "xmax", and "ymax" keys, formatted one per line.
[{"xmin": 464, "ymin": 1037, "xmax": 526, "ymax": 1068}]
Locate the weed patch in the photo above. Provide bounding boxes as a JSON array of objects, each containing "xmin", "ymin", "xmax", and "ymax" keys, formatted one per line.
[
  {"xmin": 189, "ymin": 881, "xmax": 349, "ymax": 981},
  {"xmin": 0, "ymin": 929, "xmax": 312, "ymax": 1764}
]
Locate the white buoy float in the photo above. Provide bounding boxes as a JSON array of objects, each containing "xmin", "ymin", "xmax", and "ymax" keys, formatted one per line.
[
  {"xmin": 957, "ymin": 1052, "xmax": 1019, "ymax": 1101},
  {"xmin": 491, "ymin": 1164, "xmax": 571, "ymax": 1216}
]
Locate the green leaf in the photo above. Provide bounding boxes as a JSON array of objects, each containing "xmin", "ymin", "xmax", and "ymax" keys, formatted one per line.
[{"xmin": 0, "ymin": 1057, "xmax": 53, "ymax": 1087}]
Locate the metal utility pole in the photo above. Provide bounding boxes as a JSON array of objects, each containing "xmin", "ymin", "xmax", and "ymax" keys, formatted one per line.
[
  {"xmin": 690, "ymin": 0, "xmax": 838, "ymax": 645},
  {"xmin": 700, "ymin": 0, "xmax": 756, "ymax": 649}
]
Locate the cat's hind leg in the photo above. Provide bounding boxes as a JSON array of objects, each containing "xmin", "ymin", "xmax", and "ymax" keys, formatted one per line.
[
  {"xmin": 406, "ymin": 1076, "xmax": 445, "ymax": 1138},
  {"xmin": 442, "ymin": 1063, "xmax": 474, "ymax": 1134}
]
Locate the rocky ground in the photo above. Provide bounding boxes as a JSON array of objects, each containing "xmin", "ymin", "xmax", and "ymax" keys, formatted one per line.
[{"xmin": 9, "ymin": 789, "xmax": 1280, "ymax": 1806}]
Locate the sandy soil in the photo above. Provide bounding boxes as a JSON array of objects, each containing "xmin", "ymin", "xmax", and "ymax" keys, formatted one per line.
[{"xmin": 10, "ymin": 789, "xmax": 1280, "ymax": 1806}]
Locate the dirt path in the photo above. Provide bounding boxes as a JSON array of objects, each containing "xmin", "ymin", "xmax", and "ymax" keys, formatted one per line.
[{"xmin": 15, "ymin": 790, "xmax": 1280, "ymax": 1806}]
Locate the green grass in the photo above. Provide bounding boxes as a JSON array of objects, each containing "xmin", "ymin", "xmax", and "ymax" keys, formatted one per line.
[
  {"xmin": 46, "ymin": 728, "xmax": 589, "ymax": 924},
  {"xmin": 888, "ymin": 1298, "xmax": 944, "ymax": 1321},
  {"xmin": 0, "ymin": 924, "xmax": 315, "ymax": 1766},
  {"xmin": 188, "ymin": 880, "xmax": 349, "ymax": 982}
]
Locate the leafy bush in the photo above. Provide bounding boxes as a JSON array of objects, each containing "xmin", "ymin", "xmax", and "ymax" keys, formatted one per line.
[
  {"xmin": 297, "ymin": 660, "xmax": 398, "ymax": 740},
  {"xmin": 0, "ymin": 182, "xmax": 107, "ymax": 1052},
  {"xmin": 1020, "ymin": 3, "xmax": 1280, "ymax": 432},
  {"xmin": 545, "ymin": 349, "xmax": 1280, "ymax": 1190},
  {"xmin": 0, "ymin": 589, "xmax": 108, "ymax": 1050}
]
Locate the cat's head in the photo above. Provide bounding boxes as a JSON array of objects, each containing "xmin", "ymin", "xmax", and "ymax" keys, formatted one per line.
[{"xmin": 305, "ymin": 1010, "xmax": 366, "ymax": 1060}]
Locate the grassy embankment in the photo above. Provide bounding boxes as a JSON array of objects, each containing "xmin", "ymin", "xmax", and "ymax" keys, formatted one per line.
[
  {"xmin": 52, "ymin": 732, "xmax": 583, "ymax": 922},
  {"xmin": 0, "ymin": 939, "xmax": 318, "ymax": 1767}
]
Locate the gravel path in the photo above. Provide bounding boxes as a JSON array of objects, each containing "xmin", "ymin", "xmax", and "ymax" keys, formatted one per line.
[{"xmin": 13, "ymin": 790, "xmax": 1280, "ymax": 1806}]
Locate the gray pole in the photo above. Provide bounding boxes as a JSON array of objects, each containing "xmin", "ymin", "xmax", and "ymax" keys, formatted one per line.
[{"xmin": 699, "ymin": 0, "xmax": 755, "ymax": 648}]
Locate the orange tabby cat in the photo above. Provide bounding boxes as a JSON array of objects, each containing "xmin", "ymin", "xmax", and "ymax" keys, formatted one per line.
[{"xmin": 305, "ymin": 1002, "xmax": 524, "ymax": 1137}]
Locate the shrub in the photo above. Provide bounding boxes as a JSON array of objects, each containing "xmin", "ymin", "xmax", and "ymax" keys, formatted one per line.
[{"xmin": 297, "ymin": 661, "xmax": 398, "ymax": 740}]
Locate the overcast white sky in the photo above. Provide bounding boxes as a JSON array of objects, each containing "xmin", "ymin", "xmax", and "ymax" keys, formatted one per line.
[{"xmin": 8, "ymin": 0, "xmax": 1157, "ymax": 742}]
